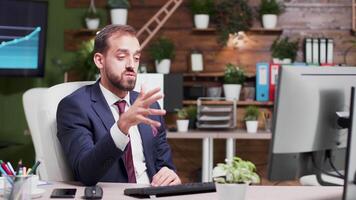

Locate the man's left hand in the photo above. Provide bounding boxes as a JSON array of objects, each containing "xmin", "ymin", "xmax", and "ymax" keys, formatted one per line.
[{"xmin": 151, "ymin": 167, "xmax": 181, "ymax": 187}]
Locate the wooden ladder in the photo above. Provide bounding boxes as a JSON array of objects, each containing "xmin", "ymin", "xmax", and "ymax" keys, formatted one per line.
[{"xmin": 137, "ymin": 0, "xmax": 183, "ymax": 49}]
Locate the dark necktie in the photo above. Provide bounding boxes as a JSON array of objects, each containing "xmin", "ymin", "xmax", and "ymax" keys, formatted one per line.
[{"xmin": 115, "ymin": 100, "xmax": 136, "ymax": 183}]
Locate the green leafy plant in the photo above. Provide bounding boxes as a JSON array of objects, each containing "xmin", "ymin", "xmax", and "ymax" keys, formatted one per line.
[
  {"xmin": 84, "ymin": 8, "xmax": 100, "ymax": 19},
  {"xmin": 175, "ymin": 107, "xmax": 189, "ymax": 120},
  {"xmin": 212, "ymin": 0, "xmax": 253, "ymax": 45},
  {"xmin": 189, "ymin": 0, "xmax": 214, "ymax": 15},
  {"xmin": 271, "ymin": 37, "xmax": 299, "ymax": 61},
  {"xmin": 223, "ymin": 63, "xmax": 245, "ymax": 85},
  {"xmin": 244, "ymin": 106, "xmax": 260, "ymax": 121},
  {"xmin": 107, "ymin": 0, "xmax": 130, "ymax": 8},
  {"xmin": 212, "ymin": 156, "xmax": 260, "ymax": 184},
  {"xmin": 258, "ymin": 0, "xmax": 284, "ymax": 17},
  {"xmin": 71, "ymin": 39, "xmax": 98, "ymax": 81},
  {"xmin": 149, "ymin": 37, "xmax": 175, "ymax": 62},
  {"xmin": 85, "ymin": 12, "xmax": 99, "ymax": 19},
  {"xmin": 186, "ymin": 106, "xmax": 197, "ymax": 120}
]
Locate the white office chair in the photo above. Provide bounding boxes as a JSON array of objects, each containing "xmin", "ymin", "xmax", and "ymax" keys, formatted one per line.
[
  {"xmin": 23, "ymin": 88, "xmax": 47, "ymax": 179},
  {"xmin": 23, "ymin": 81, "xmax": 94, "ymax": 181}
]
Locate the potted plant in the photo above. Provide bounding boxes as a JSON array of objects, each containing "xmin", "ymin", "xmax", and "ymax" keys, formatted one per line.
[
  {"xmin": 258, "ymin": 0, "xmax": 284, "ymax": 29},
  {"xmin": 175, "ymin": 107, "xmax": 189, "ymax": 132},
  {"xmin": 213, "ymin": 156, "xmax": 260, "ymax": 200},
  {"xmin": 212, "ymin": 0, "xmax": 253, "ymax": 45},
  {"xmin": 84, "ymin": 0, "xmax": 100, "ymax": 30},
  {"xmin": 188, "ymin": 0, "xmax": 214, "ymax": 29},
  {"xmin": 186, "ymin": 105, "xmax": 197, "ymax": 129},
  {"xmin": 148, "ymin": 37, "xmax": 175, "ymax": 74},
  {"xmin": 107, "ymin": 0, "xmax": 130, "ymax": 25},
  {"xmin": 244, "ymin": 106, "xmax": 260, "ymax": 133},
  {"xmin": 271, "ymin": 37, "xmax": 299, "ymax": 64},
  {"xmin": 223, "ymin": 63, "xmax": 245, "ymax": 100},
  {"xmin": 70, "ymin": 39, "xmax": 99, "ymax": 81}
]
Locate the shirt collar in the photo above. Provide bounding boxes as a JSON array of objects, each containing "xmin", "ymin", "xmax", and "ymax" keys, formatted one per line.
[{"xmin": 99, "ymin": 83, "xmax": 131, "ymax": 107}]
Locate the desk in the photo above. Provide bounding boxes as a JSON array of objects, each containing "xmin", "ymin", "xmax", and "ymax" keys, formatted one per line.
[
  {"xmin": 167, "ymin": 130, "xmax": 271, "ymax": 182},
  {"xmin": 37, "ymin": 182, "xmax": 343, "ymax": 200}
]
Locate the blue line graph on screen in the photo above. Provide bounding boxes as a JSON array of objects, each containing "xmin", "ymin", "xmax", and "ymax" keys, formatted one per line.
[{"xmin": 0, "ymin": 26, "xmax": 41, "ymax": 69}]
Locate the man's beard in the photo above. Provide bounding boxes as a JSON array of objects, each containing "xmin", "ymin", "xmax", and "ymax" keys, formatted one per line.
[{"xmin": 107, "ymin": 69, "xmax": 136, "ymax": 91}]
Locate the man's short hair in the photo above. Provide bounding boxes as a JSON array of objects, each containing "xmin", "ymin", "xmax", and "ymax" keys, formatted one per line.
[{"xmin": 93, "ymin": 24, "xmax": 137, "ymax": 54}]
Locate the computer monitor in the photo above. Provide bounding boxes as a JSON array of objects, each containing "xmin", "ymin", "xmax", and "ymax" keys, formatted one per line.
[
  {"xmin": 268, "ymin": 66, "xmax": 356, "ymax": 183},
  {"xmin": 343, "ymin": 87, "xmax": 356, "ymax": 200}
]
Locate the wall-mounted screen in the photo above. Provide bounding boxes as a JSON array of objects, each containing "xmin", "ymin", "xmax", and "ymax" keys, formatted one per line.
[{"xmin": 0, "ymin": 0, "xmax": 48, "ymax": 76}]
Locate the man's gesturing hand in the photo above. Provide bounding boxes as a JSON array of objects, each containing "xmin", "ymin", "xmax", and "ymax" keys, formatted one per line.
[
  {"xmin": 117, "ymin": 87, "xmax": 166, "ymax": 134},
  {"xmin": 151, "ymin": 167, "xmax": 181, "ymax": 187}
]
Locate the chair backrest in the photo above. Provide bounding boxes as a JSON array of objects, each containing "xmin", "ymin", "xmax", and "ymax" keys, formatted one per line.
[
  {"xmin": 24, "ymin": 81, "xmax": 94, "ymax": 181},
  {"xmin": 23, "ymin": 88, "xmax": 47, "ymax": 178}
]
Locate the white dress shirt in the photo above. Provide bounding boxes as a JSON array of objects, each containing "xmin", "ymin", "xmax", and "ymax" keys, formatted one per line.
[{"xmin": 99, "ymin": 83, "xmax": 150, "ymax": 184}]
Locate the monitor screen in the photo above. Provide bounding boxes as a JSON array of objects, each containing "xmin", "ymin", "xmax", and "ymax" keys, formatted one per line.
[
  {"xmin": 343, "ymin": 87, "xmax": 356, "ymax": 200},
  {"xmin": 268, "ymin": 66, "xmax": 356, "ymax": 181},
  {"xmin": 0, "ymin": 0, "xmax": 48, "ymax": 76}
]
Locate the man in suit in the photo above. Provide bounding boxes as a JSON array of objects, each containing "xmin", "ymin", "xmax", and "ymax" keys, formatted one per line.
[{"xmin": 57, "ymin": 25, "xmax": 181, "ymax": 186}]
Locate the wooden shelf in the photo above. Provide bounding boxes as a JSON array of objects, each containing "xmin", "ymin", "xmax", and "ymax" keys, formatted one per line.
[
  {"xmin": 183, "ymin": 81, "xmax": 221, "ymax": 87},
  {"xmin": 183, "ymin": 72, "xmax": 256, "ymax": 78},
  {"xmin": 192, "ymin": 28, "xmax": 216, "ymax": 32},
  {"xmin": 183, "ymin": 100, "xmax": 274, "ymax": 106},
  {"xmin": 64, "ymin": 29, "xmax": 98, "ymax": 51},
  {"xmin": 183, "ymin": 72, "xmax": 224, "ymax": 77},
  {"xmin": 248, "ymin": 27, "xmax": 283, "ymax": 34},
  {"xmin": 192, "ymin": 27, "xmax": 283, "ymax": 34}
]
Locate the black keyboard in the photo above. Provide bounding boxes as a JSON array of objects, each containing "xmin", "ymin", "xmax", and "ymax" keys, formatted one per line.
[{"xmin": 124, "ymin": 182, "xmax": 216, "ymax": 198}]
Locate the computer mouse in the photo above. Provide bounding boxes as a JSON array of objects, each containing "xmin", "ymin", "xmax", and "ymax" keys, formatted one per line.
[{"xmin": 84, "ymin": 185, "xmax": 103, "ymax": 199}]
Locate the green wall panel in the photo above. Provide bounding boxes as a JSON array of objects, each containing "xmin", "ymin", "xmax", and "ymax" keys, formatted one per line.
[{"xmin": 0, "ymin": 0, "xmax": 108, "ymax": 165}]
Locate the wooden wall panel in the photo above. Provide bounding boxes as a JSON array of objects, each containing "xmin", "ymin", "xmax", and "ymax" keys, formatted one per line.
[
  {"xmin": 64, "ymin": 0, "xmax": 355, "ymax": 184},
  {"xmin": 65, "ymin": 0, "xmax": 176, "ymax": 8},
  {"xmin": 135, "ymin": 0, "xmax": 356, "ymax": 74},
  {"xmin": 129, "ymin": 7, "xmax": 193, "ymax": 30}
]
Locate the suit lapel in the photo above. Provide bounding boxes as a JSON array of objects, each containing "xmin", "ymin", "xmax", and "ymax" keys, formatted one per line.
[{"xmin": 90, "ymin": 81, "xmax": 115, "ymax": 131}]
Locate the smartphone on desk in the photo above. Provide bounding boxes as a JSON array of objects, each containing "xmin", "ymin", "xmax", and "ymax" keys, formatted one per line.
[{"xmin": 50, "ymin": 188, "xmax": 77, "ymax": 198}]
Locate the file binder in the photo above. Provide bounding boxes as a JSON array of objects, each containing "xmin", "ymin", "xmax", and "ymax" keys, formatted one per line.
[
  {"xmin": 256, "ymin": 62, "xmax": 269, "ymax": 102},
  {"xmin": 319, "ymin": 38, "xmax": 327, "ymax": 64},
  {"xmin": 269, "ymin": 63, "xmax": 280, "ymax": 101},
  {"xmin": 327, "ymin": 39, "xmax": 334, "ymax": 64},
  {"xmin": 312, "ymin": 38, "xmax": 319, "ymax": 64},
  {"xmin": 305, "ymin": 38, "xmax": 312, "ymax": 64}
]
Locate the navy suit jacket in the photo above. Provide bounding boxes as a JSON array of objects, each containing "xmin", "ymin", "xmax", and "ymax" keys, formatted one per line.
[{"xmin": 56, "ymin": 81, "xmax": 175, "ymax": 186}]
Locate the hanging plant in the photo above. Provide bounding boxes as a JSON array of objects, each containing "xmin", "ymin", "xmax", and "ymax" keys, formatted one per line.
[{"xmin": 212, "ymin": 0, "xmax": 253, "ymax": 45}]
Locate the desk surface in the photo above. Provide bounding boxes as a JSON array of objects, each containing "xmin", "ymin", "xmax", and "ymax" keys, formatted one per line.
[
  {"xmin": 167, "ymin": 129, "xmax": 271, "ymax": 139},
  {"xmin": 37, "ymin": 182, "xmax": 343, "ymax": 200}
]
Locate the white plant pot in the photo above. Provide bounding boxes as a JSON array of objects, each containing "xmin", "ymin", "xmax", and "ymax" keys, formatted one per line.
[
  {"xmin": 177, "ymin": 119, "xmax": 189, "ymax": 132},
  {"xmin": 272, "ymin": 58, "xmax": 292, "ymax": 64},
  {"xmin": 110, "ymin": 8, "xmax": 128, "ymax": 25},
  {"xmin": 223, "ymin": 84, "xmax": 242, "ymax": 100},
  {"xmin": 215, "ymin": 183, "xmax": 248, "ymax": 200},
  {"xmin": 246, "ymin": 121, "xmax": 258, "ymax": 133},
  {"xmin": 155, "ymin": 59, "xmax": 171, "ymax": 74},
  {"xmin": 85, "ymin": 18, "xmax": 100, "ymax": 30},
  {"xmin": 194, "ymin": 14, "xmax": 209, "ymax": 29},
  {"xmin": 207, "ymin": 86, "xmax": 222, "ymax": 97},
  {"xmin": 262, "ymin": 14, "xmax": 278, "ymax": 29}
]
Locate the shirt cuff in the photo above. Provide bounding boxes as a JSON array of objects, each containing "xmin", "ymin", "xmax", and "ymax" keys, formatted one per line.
[{"xmin": 110, "ymin": 124, "xmax": 130, "ymax": 151}]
